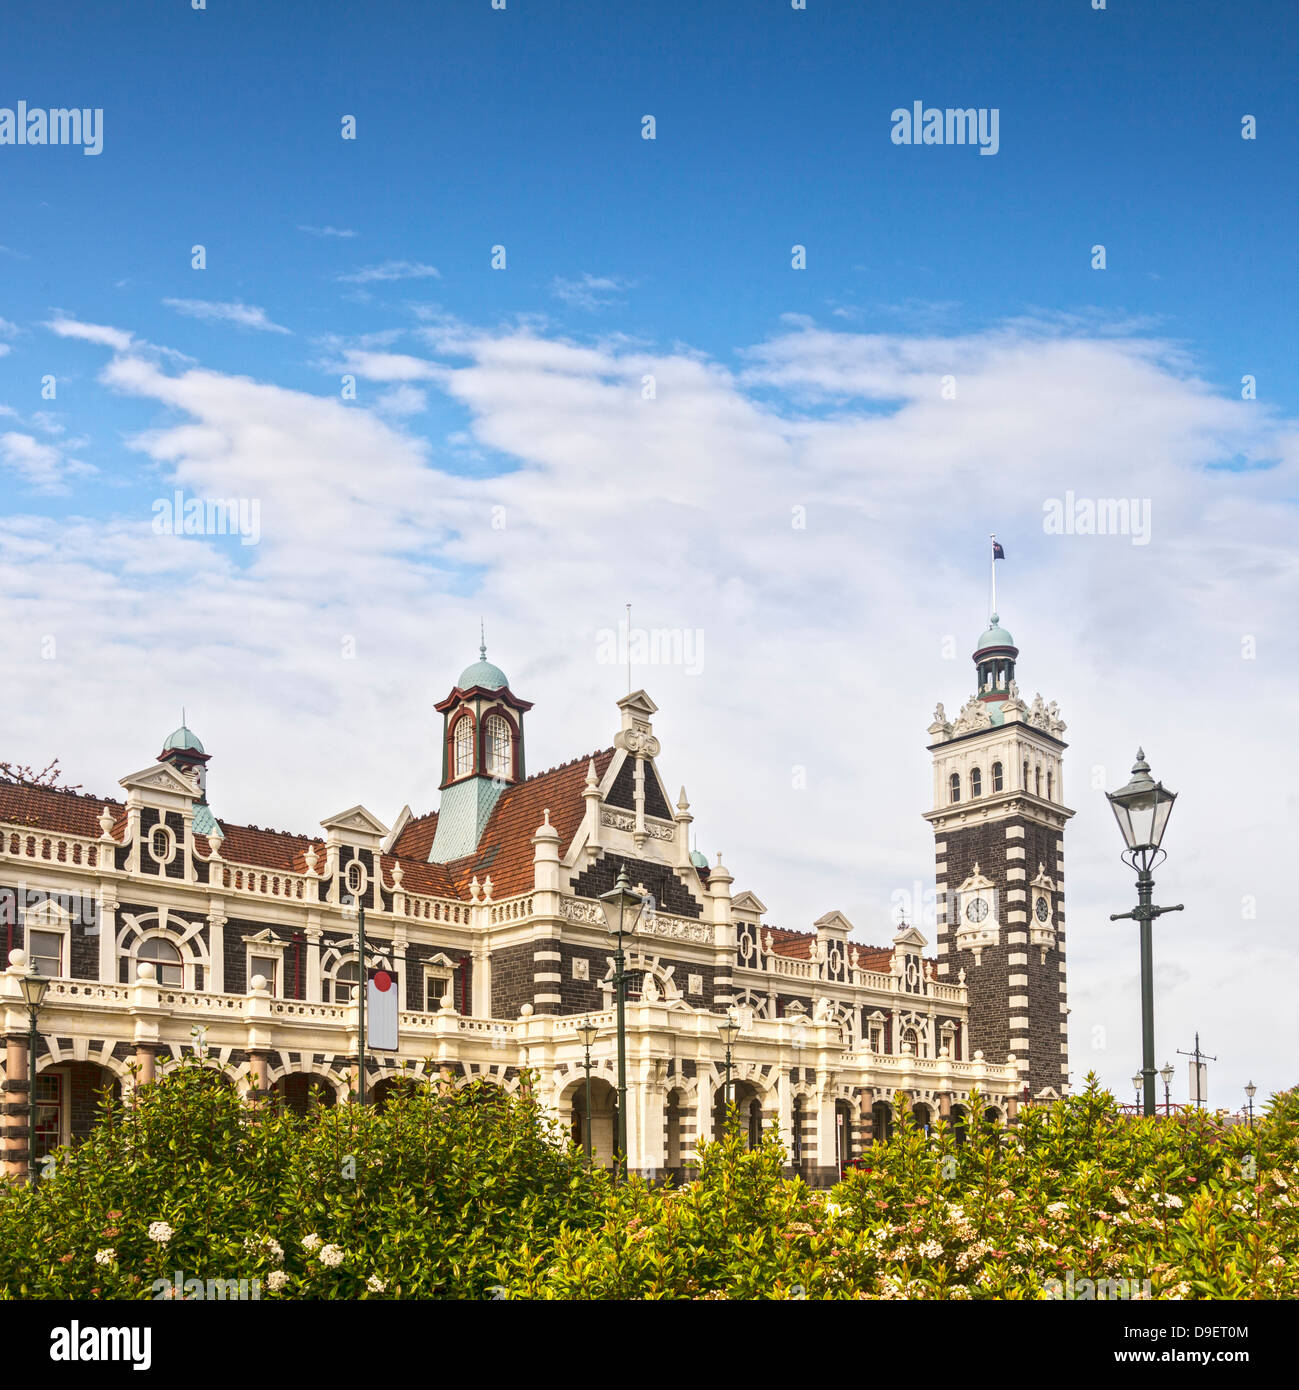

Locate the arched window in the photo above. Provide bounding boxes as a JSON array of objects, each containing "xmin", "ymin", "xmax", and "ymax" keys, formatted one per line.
[
  {"xmin": 1035, "ymin": 766, "xmax": 1042, "ymax": 796},
  {"xmin": 949, "ymin": 772, "xmax": 961, "ymax": 804},
  {"xmin": 139, "ymin": 936, "xmax": 183, "ymax": 987},
  {"xmin": 1023, "ymin": 759, "xmax": 1030, "ymax": 790},
  {"xmin": 483, "ymin": 713, "xmax": 512, "ymax": 779},
  {"xmin": 1046, "ymin": 770, "xmax": 1053, "ymax": 801},
  {"xmin": 452, "ymin": 714, "xmax": 475, "ymax": 779},
  {"xmin": 970, "ymin": 767, "xmax": 982, "ymax": 798},
  {"xmin": 992, "ymin": 761, "xmax": 1004, "ymax": 792},
  {"xmin": 901, "ymin": 1026, "xmax": 919, "ymax": 1055},
  {"xmin": 331, "ymin": 960, "xmax": 359, "ymax": 1004}
]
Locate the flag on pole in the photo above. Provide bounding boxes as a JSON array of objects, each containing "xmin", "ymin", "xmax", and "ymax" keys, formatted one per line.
[
  {"xmin": 992, "ymin": 539, "xmax": 1005, "ymax": 559},
  {"xmin": 368, "ymin": 968, "xmax": 398, "ymax": 1050}
]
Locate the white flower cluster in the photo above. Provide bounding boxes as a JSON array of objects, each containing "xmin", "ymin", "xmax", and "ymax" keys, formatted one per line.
[
  {"xmin": 94, "ymin": 1248, "xmax": 116, "ymax": 1266},
  {"xmin": 266, "ymin": 1271, "xmax": 289, "ymax": 1291},
  {"xmin": 318, "ymin": 1244, "xmax": 344, "ymax": 1268},
  {"xmin": 147, "ymin": 1222, "xmax": 174, "ymax": 1244},
  {"xmin": 301, "ymin": 1233, "xmax": 321, "ymax": 1252},
  {"xmin": 243, "ymin": 1235, "xmax": 285, "ymax": 1261},
  {"xmin": 366, "ymin": 1274, "xmax": 386, "ymax": 1292}
]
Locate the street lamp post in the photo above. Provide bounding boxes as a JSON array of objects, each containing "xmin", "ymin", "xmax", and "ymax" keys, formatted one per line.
[
  {"xmin": 1131, "ymin": 1073, "xmax": 1142, "ymax": 1114},
  {"xmin": 342, "ymin": 893, "xmax": 368, "ymax": 1105},
  {"xmin": 1160, "ymin": 1061, "xmax": 1174, "ymax": 1117},
  {"xmin": 1106, "ymin": 750, "xmax": 1183, "ymax": 1118},
  {"xmin": 575, "ymin": 1020, "xmax": 600, "ymax": 1166},
  {"xmin": 18, "ymin": 966, "xmax": 51, "ymax": 1186},
  {"xmin": 718, "ymin": 1015, "xmax": 741, "ymax": 1113},
  {"xmin": 598, "ymin": 868, "xmax": 646, "ymax": 1182},
  {"xmin": 1245, "ymin": 1080, "xmax": 1257, "ymax": 1130}
]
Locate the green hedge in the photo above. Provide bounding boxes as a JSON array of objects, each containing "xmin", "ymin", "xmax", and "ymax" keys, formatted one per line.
[{"xmin": 1, "ymin": 1059, "xmax": 1293, "ymax": 1300}]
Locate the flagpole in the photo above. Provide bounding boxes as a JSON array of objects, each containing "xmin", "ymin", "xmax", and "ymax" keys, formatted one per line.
[{"xmin": 989, "ymin": 534, "xmax": 996, "ymax": 617}]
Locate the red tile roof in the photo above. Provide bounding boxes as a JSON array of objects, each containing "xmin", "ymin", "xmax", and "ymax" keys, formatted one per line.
[
  {"xmin": 446, "ymin": 749, "xmax": 617, "ymax": 900},
  {"xmin": 1, "ymin": 751, "xmax": 618, "ymax": 905},
  {"xmin": 389, "ymin": 810, "xmax": 439, "ymax": 862},
  {"xmin": 0, "ymin": 778, "xmax": 122, "ymax": 839}
]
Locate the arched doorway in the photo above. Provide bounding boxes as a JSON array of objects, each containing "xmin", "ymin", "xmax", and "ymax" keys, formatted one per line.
[
  {"xmin": 871, "ymin": 1100, "xmax": 893, "ymax": 1144},
  {"xmin": 984, "ymin": 1105, "xmax": 1002, "ymax": 1127},
  {"xmin": 714, "ymin": 1078, "xmax": 763, "ymax": 1147},
  {"xmin": 950, "ymin": 1103, "xmax": 969, "ymax": 1145},
  {"xmin": 791, "ymin": 1097, "xmax": 806, "ymax": 1174},
  {"xmin": 912, "ymin": 1101, "xmax": 932, "ymax": 1136},
  {"xmin": 273, "ymin": 1073, "xmax": 337, "ymax": 1116},
  {"xmin": 835, "ymin": 1099, "xmax": 855, "ymax": 1174},
  {"xmin": 34, "ymin": 1062, "xmax": 121, "ymax": 1157},
  {"xmin": 371, "ymin": 1075, "xmax": 421, "ymax": 1111},
  {"xmin": 570, "ymin": 1077, "xmax": 618, "ymax": 1168},
  {"xmin": 665, "ymin": 1089, "xmax": 685, "ymax": 1171}
]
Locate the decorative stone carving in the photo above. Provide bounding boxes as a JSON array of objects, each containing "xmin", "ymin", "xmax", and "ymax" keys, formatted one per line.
[
  {"xmin": 950, "ymin": 695, "xmax": 993, "ymax": 735},
  {"xmin": 560, "ymin": 897, "xmax": 605, "ymax": 926},
  {"xmin": 599, "ymin": 808, "xmax": 674, "ymax": 841}
]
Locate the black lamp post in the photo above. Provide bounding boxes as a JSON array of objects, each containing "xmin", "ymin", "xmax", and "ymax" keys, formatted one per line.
[
  {"xmin": 1160, "ymin": 1061, "xmax": 1174, "ymax": 1116},
  {"xmin": 575, "ymin": 1019, "xmax": 599, "ymax": 1166},
  {"xmin": 718, "ymin": 1015, "xmax": 741, "ymax": 1113},
  {"xmin": 1131, "ymin": 1072, "xmax": 1142, "ymax": 1113},
  {"xmin": 19, "ymin": 965, "xmax": 51, "ymax": 1186},
  {"xmin": 342, "ymin": 892, "xmax": 368, "ymax": 1105},
  {"xmin": 1107, "ymin": 749, "xmax": 1183, "ymax": 1118},
  {"xmin": 1245, "ymin": 1080, "xmax": 1257, "ymax": 1130},
  {"xmin": 598, "ymin": 868, "xmax": 645, "ymax": 1182}
]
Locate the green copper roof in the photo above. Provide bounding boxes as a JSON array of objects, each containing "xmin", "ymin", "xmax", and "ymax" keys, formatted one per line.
[
  {"xmin": 457, "ymin": 659, "xmax": 508, "ymax": 691},
  {"xmin": 690, "ymin": 848, "xmax": 709, "ymax": 869},
  {"xmin": 975, "ymin": 613, "xmax": 1015, "ymax": 650},
  {"xmin": 457, "ymin": 640, "xmax": 508, "ymax": 691},
  {"xmin": 192, "ymin": 802, "xmax": 218, "ymax": 836},
  {"xmin": 163, "ymin": 724, "xmax": 205, "ymax": 754}
]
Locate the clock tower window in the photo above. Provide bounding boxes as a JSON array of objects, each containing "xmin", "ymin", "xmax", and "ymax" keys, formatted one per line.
[
  {"xmin": 970, "ymin": 767, "xmax": 982, "ymax": 798},
  {"xmin": 992, "ymin": 761, "xmax": 1003, "ymax": 792},
  {"xmin": 949, "ymin": 772, "xmax": 961, "ymax": 804}
]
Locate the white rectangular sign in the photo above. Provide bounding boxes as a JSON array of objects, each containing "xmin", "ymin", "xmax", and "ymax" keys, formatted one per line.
[
  {"xmin": 1188, "ymin": 1061, "xmax": 1208, "ymax": 1107},
  {"xmin": 367, "ymin": 969, "xmax": 398, "ymax": 1051}
]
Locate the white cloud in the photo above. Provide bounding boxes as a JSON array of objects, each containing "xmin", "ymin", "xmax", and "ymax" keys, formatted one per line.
[
  {"xmin": 0, "ymin": 431, "xmax": 93, "ymax": 491},
  {"xmin": 551, "ymin": 273, "xmax": 635, "ymax": 312},
  {"xmin": 46, "ymin": 317, "xmax": 135, "ymax": 352},
  {"xmin": 298, "ymin": 224, "xmax": 358, "ymax": 238},
  {"xmin": 2, "ymin": 314, "xmax": 1296, "ymax": 1107},
  {"xmin": 163, "ymin": 299, "xmax": 291, "ymax": 334},
  {"xmin": 375, "ymin": 384, "xmax": 428, "ymax": 416},
  {"xmin": 337, "ymin": 260, "xmax": 440, "ymax": 284}
]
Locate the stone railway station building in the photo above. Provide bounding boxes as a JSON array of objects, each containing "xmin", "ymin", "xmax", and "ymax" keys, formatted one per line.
[{"xmin": 1, "ymin": 618, "xmax": 1072, "ymax": 1186}]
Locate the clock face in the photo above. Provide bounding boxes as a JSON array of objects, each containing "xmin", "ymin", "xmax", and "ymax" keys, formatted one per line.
[
  {"xmin": 1035, "ymin": 896, "xmax": 1050, "ymax": 922},
  {"xmin": 965, "ymin": 896, "xmax": 990, "ymax": 923}
]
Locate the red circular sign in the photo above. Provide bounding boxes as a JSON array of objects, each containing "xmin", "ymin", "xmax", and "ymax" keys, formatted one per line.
[{"xmin": 373, "ymin": 970, "xmax": 393, "ymax": 992}]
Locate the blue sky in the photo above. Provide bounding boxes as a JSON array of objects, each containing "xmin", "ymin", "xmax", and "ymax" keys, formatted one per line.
[{"xmin": 1, "ymin": 1, "xmax": 1296, "ymax": 1103}]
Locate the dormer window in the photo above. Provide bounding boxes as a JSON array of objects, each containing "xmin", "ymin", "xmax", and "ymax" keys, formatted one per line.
[
  {"xmin": 992, "ymin": 761, "xmax": 1003, "ymax": 792},
  {"xmin": 949, "ymin": 772, "xmax": 960, "ymax": 804},
  {"xmin": 483, "ymin": 713, "xmax": 512, "ymax": 779},
  {"xmin": 970, "ymin": 767, "xmax": 982, "ymax": 798},
  {"xmin": 452, "ymin": 714, "xmax": 475, "ymax": 779}
]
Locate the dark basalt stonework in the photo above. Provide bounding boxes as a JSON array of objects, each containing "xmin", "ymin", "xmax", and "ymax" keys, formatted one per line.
[
  {"xmin": 570, "ymin": 852, "xmax": 703, "ymax": 920},
  {"xmin": 604, "ymin": 756, "xmax": 673, "ymax": 820}
]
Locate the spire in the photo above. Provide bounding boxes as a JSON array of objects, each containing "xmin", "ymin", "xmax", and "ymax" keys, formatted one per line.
[{"xmin": 479, "ymin": 617, "xmax": 486, "ymax": 663}]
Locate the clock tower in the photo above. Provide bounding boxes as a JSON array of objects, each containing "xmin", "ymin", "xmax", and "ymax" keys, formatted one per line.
[{"xmin": 923, "ymin": 614, "xmax": 1074, "ymax": 1100}]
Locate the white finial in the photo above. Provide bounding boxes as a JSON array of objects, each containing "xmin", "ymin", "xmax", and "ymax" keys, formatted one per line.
[{"xmin": 585, "ymin": 758, "xmax": 599, "ymax": 789}]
